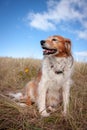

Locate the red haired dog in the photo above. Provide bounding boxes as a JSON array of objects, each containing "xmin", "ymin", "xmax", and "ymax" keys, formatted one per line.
[{"xmin": 10, "ymin": 35, "xmax": 73, "ymax": 117}]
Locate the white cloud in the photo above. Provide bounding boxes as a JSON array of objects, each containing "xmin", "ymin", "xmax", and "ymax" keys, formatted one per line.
[
  {"xmin": 77, "ymin": 30, "xmax": 87, "ymax": 40},
  {"xmin": 75, "ymin": 51, "xmax": 87, "ymax": 57},
  {"xmin": 74, "ymin": 51, "xmax": 87, "ymax": 62},
  {"xmin": 28, "ymin": 12, "xmax": 56, "ymax": 31},
  {"xmin": 24, "ymin": 0, "xmax": 87, "ymax": 39}
]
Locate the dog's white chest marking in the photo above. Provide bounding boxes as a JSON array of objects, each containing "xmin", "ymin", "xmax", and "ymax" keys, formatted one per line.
[
  {"xmin": 37, "ymin": 56, "xmax": 73, "ymax": 117},
  {"xmin": 41, "ymin": 56, "xmax": 73, "ymax": 88}
]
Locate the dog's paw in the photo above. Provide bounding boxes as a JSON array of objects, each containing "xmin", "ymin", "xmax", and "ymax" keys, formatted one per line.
[
  {"xmin": 40, "ymin": 111, "xmax": 50, "ymax": 117},
  {"xmin": 62, "ymin": 111, "xmax": 67, "ymax": 117},
  {"xmin": 48, "ymin": 106, "xmax": 56, "ymax": 112}
]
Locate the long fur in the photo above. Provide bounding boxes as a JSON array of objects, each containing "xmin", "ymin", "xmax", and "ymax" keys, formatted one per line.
[{"xmin": 9, "ymin": 35, "xmax": 74, "ymax": 117}]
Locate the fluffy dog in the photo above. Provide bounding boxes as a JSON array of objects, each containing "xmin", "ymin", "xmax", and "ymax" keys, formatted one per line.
[{"xmin": 10, "ymin": 35, "xmax": 73, "ymax": 117}]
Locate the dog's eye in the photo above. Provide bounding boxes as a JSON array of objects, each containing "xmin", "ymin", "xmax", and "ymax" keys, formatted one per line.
[{"xmin": 52, "ymin": 39, "xmax": 57, "ymax": 41}]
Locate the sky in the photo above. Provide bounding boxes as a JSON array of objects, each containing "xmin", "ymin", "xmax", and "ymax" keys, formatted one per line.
[{"xmin": 0, "ymin": 0, "xmax": 87, "ymax": 62}]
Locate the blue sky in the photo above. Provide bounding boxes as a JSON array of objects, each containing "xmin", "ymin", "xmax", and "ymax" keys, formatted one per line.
[{"xmin": 0, "ymin": 0, "xmax": 87, "ymax": 61}]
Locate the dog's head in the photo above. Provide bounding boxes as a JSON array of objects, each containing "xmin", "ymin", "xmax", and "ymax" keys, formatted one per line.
[{"xmin": 40, "ymin": 35, "xmax": 71, "ymax": 57}]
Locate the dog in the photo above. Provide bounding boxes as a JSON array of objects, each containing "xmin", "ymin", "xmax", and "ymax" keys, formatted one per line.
[{"xmin": 9, "ymin": 35, "xmax": 73, "ymax": 117}]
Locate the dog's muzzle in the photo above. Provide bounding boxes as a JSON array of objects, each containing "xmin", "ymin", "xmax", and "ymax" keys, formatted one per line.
[{"xmin": 40, "ymin": 40, "xmax": 57, "ymax": 55}]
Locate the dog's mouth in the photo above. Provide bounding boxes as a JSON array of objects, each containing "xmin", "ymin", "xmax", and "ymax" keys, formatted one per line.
[{"xmin": 42, "ymin": 47, "xmax": 57, "ymax": 55}]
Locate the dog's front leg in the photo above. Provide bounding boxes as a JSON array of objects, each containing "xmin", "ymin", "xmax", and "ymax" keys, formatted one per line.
[
  {"xmin": 37, "ymin": 82, "xmax": 50, "ymax": 117},
  {"xmin": 62, "ymin": 81, "xmax": 71, "ymax": 116}
]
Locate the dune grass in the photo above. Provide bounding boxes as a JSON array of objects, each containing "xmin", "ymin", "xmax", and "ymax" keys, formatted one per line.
[{"xmin": 0, "ymin": 57, "xmax": 87, "ymax": 130}]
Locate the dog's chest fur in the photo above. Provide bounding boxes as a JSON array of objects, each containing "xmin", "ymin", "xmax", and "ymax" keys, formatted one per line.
[{"xmin": 40, "ymin": 56, "xmax": 73, "ymax": 89}]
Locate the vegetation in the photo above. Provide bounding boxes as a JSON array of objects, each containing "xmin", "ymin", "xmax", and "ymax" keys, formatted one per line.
[{"xmin": 0, "ymin": 57, "xmax": 87, "ymax": 130}]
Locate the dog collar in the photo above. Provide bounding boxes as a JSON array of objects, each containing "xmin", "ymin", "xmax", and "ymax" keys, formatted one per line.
[
  {"xmin": 55, "ymin": 70, "xmax": 63, "ymax": 74},
  {"xmin": 51, "ymin": 65, "xmax": 64, "ymax": 75}
]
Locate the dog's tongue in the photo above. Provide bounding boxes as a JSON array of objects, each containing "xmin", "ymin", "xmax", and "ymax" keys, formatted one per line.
[
  {"xmin": 43, "ymin": 48, "xmax": 57, "ymax": 55},
  {"xmin": 43, "ymin": 49, "xmax": 54, "ymax": 55},
  {"xmin": 43, "ymin": 49, "xmax": 52, "ymax": 54},
  {"xmin": 43, "ymin": 49, "xmax": 49, "ymax": 53}
]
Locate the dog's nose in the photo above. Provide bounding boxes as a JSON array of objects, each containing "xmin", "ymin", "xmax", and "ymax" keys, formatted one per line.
[{"xmin": 40, "ymin": 40, "xmax": 45, "ymax": 46}]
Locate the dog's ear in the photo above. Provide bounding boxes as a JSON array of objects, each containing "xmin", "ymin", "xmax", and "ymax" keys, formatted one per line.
[{"xmin": 64, "ymin": 38, "xmax": 71, "ymax": 52}]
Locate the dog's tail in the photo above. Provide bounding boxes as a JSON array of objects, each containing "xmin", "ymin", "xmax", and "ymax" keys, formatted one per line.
[
  {"xmin": 8, "ymin": 81, "xmax": 34, "ymax": 106},
  {"xmin": 9, "ymin": 92, "xmax": 23, "ymax": 101},
  {"xmin": 8, "ymin": 92, "xmax": 28, "ymax": 107}
]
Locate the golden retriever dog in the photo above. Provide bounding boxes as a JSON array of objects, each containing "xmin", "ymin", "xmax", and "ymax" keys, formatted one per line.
[{"xmin": 9, "ymin": 35, "xmax": 74, "ymax": 117}]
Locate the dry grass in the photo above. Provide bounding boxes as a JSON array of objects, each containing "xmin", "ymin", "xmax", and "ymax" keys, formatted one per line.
[{"xmin": 0, "ymin": 57, "xmax": 87, "ymax": 130}]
